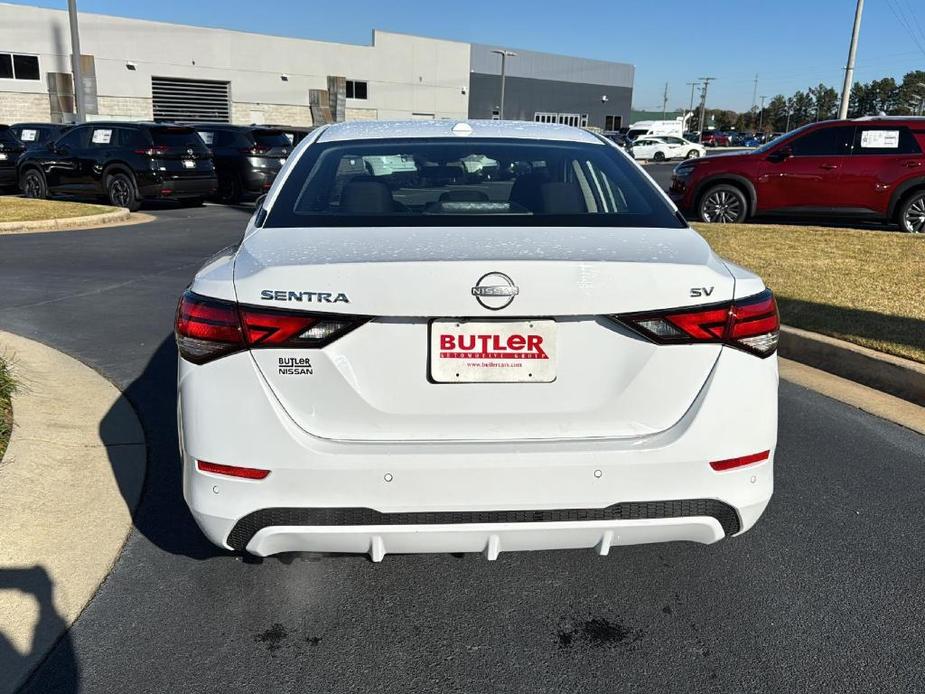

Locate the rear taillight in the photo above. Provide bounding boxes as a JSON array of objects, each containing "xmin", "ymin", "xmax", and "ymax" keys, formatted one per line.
[
  {"xmin": 241, "ymin": 145, "xmax": 271, "ymax": 155},
  {"xmin": 614, "ymin": 289, "xmax": 779, "ymax": 357},
  {"xmin": 134, "ymin": 144, "xmax": 170, "ymax": 157},
  {"xmin": 175, "ymin": 290, "xmax": 366, "ymax": 364}
]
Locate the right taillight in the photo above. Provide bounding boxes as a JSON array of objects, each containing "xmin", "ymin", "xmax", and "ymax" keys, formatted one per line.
[
  {"xmin": 175, "ymin": 290, "xmax": 366, "ymax": 365},
  {"xmin": 613, "ymin": 289, "xmax": 779, "ymax": 358}
]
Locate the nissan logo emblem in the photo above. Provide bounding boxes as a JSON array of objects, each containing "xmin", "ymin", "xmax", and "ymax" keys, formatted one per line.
[{"xmin": 471, "ymin": 272, "xmax": 519, "ymax": 310}]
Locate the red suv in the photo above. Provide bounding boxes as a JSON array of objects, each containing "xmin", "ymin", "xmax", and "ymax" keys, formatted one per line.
[
  {"xmin": 700, "ymin": 131, "xmax": 731, "ymax": 147},
  {"xmin": 670, "ymin": 117, "xmax": 925, "ymax": 232}
]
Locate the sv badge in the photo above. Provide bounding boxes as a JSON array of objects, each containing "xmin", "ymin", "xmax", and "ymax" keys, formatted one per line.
[{"xmin": 690, "ymin": 286, "xmax": 715, "ymax": 298}]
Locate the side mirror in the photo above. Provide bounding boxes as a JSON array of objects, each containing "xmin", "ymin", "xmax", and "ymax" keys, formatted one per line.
[{"xmin": 767, "ymin": 147, "xmax": 792, "ymax": 163}]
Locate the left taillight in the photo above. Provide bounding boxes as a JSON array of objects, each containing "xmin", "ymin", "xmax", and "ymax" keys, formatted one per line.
[
  {"xmin": 613, "ymin": 289, "xmax": 780, "ymax": 358},
  {"xmin": 175, "ymin": 290, "xmax": 366, "ymax": 365}
]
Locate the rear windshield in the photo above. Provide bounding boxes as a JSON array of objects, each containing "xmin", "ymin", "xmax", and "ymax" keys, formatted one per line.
[
  {"xmin": 253, "ymin": 130, "xmax": 291, "ymax": 148},
  {"xmin": 151, "ymin": 127, "xmax": 208, "ymax": 148},
  {"xmin": 266, "ymin": 138, "xmax": 683, "ymax": 229}
]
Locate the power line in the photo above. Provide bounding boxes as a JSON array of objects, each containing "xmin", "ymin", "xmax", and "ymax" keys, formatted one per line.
[{"xmin": 886, "ymin": 0, "xmax": 925, "ymax": 57}]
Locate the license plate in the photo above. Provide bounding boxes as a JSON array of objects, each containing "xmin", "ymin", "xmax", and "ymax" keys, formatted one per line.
[
  {"xmin": 430, "ymin": 320, "xmax": 557, "ymax": 383},
  {"xmin": 182, "ymin": 159, "xmax": 195, "ymax": 169}
]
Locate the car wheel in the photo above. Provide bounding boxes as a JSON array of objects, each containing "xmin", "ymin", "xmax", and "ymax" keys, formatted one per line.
[
  {"xmin": 106, "ymin": 172, "xmax": 141, "ymax": 211},
  {"xmin": 686, "ymin": 149, "xmax": 701, "ymax": 159},
  {"xmin": 215, "ymin": 173, "xmax": 242, "ymax": 204},
  {"xmin": 698, "ymin": 184, "xmax": 748, "ymax": 224},
  {"xmin": 653, "ymin": 151, "xmax": 666, "ymax": 162},
  {"xmin": 178, "ymin": 197, "xmax": 205, "ymax": 208},
  {"xmin": 899, "ymin": 190, "xmax": 925, "ymax": 233},
  {"xmin": 21, "ymin": 169, "xmax": 47, "ymax": 199}
]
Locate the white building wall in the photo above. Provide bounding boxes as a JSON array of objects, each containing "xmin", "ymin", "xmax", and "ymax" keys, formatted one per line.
[{"xmin": 0, "ymin": 3, "xmax": 471, "ymax": 123}]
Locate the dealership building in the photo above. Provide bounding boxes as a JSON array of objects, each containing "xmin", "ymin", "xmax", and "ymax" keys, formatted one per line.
[{"xmin": 0, "ymin": 2, "xmax": 633, "ymax": 130}]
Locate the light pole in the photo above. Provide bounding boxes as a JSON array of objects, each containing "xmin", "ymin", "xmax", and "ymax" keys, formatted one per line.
[
  {"xmin": 490, "ymin": 49, "xmax": 516, "ymax": 120},
  {"xmin": 67, "ymin": 0, "xmax": 86, "ymax": 123},
  {"xmin": 697, "ymin": 77, "xmax": 716, "ymax": 136},
  {"xmin": 838, "ymin": 0, "xmax": 864, "ymax": 120},
  {"xmin": 758, "ymin": 95, "xmax": 768, "ymax": 132}
]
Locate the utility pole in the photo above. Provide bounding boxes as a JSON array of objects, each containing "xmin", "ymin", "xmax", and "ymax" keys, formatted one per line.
[
  {"xmin": 838, "ymin": 0, "xmax": 864, "ymax": 120},
  {"xmin": 67, "ymin": 0, "xmax": 86, "ymax": 123},
  {"xmin": 697, "ymin": 77, "xmax": 716, "ymax": 136},
  {"xmin": 758, "ymin": 95, "xmax": 768, "ymax": 132},
  {"xmin": 751, "ymin": 74, "xmax": 759, "ymax": 115},
  {"xmin": 490, "ymin": 49, "xmax": 516, "ymax": 120},
  {"xmin": 686, "ymin": 81, "xmax": 699, "ymax": 114},
  {"xmin": 661, "ymin": 82, "xmax": 669, "ymax": 119},
  {"xmin": 785, "ymin": 106, "xmax": 792, "ymax": 132}
]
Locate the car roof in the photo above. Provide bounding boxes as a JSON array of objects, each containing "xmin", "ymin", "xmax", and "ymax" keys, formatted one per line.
[
  {"xmin": 315, "ymin": 119, "xmax": 603, "ymax": 144},
  {"xmin": 189, "ymin": 123, "xmax": 283, "ymax": 131},
  {"xmin": 11, "ymin": 122, "xmax": 66, "ymax": 128}
]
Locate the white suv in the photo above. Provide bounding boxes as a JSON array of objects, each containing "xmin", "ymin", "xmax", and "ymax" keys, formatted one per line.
[{"xmin": 176, "ymin": 120, "xmax": 777, "ymax": 561}]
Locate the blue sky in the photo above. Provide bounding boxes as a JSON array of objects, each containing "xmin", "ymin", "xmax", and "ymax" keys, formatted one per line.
[{"xmin": 8, "ymin": 0, "xmax": 925, "ymax": 111}]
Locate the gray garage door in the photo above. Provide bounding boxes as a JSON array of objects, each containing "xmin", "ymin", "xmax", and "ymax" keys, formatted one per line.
[{"xmin": 151, "ymin": 77, "xmax": 231, "ymax": 122}]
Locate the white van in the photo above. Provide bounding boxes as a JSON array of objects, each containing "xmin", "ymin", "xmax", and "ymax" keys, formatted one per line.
[{"xmin": 625, "ymin": 120, "xmax": 685, "ymax": 142}]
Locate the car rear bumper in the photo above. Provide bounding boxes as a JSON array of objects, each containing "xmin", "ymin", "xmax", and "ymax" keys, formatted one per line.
[
  {"xmin": 179, "ymin": 346, "xmax": 778, "ymax": 559},
  {"xmin": 139, "ymin": 174, "xmax": 217, "ymax": 199},
  {"xmin": 242, "ymin": 169, "xmax": 280, "ymax": 196}
]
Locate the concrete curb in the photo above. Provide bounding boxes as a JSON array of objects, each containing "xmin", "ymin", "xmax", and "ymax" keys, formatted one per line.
[
  {"xmin": 0, "ymin": 207, "xmax": 131, "ymax": 233},
  {"xmin": 779, "ymin": 325, "xmax": 925, "ymax": 407},
  {"xmin": 0, "ymin": 331, "xmax": 145, "ymax": 694}
]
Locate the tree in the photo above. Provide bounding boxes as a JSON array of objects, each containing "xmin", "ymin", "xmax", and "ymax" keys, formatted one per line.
[
  {"xmin": 764, "ymin": 95, "xmax": 789, "ymax": 132},
  {"xmin": 898, "ymin": 70, "xmax": 925, "ymax": 115},
  {"xmin": 810, "ymin": 84, "xmax": 839, "ymax": 121},
  {"xmin": 789, "ymin": 90, "xmax": 814, "ymax": 128}
]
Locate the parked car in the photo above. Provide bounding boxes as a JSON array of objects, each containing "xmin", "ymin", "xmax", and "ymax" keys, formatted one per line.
[
  {"xmin": 700, "ymin": 131, "xmax": 731, "ymax": 147},
  {"xmin": 9, "ymin": 122, "xmax": 71, "ymax": 150},
  {"xmin": 190, "ymin": 124, "xmax": 292, "ymax": 204},
  {"xmin": 262, "ymin": 124, "xmax": 318, "ymax": 146},
  {"xmin": 670, "ymin": 117, "xmax": 925, "ymax": 232},
  {"xmin": 603, "ymin": 131, "xmax": 628, "ymax": 147},
  {"xmin": 742, "ymin": 135, "xmax": 762, "ymax": 148},
  {"xmin": 629, "ymin": 135, "xmax": 705, "ymax": 161},
  {"xmin": 0, "ymin": 124, "xmax": 25, "ymax": 191},
  {"xmin": 17, "ymin": 122, "xmax": 216, "ymax": 209},
  {"xmin": 175, "ymin": 119, "xmax": 779, "ymax": 559}
]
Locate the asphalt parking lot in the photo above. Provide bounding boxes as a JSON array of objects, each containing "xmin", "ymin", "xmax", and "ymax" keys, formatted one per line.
[{"xmin": 1, "ymin": 203, "xmax": 923, "ymax": 693}]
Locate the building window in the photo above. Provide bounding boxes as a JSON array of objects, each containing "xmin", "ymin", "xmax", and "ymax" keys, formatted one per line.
[
  {"xmin": 580, "ymin": 114, "xmax": 589, "ymax": 128},
  {"xmin": 605, "ymin": 115, "xmax": 623, "ymax": 131},
  {"xmin": 346, "ymin": 80, "xmax": 368, "ymax": 100},
  {"xmin": 0, "ymin": 53, "xmax": 40, "ymax": 80}
]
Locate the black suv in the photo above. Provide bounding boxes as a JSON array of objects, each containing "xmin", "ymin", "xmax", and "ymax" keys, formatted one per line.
[
  {"xmin": 190, "ymin": 124, "xmax": 291, "ymax": 203},
  {"xmin": 17, "ymin": 122, "xmax": 217, "ymax": 210},
  {"xmin": 9, "ymin": 122, "xmax": 71, "ymax": 150},
  {"xmin": 0, "ymin": 125, "xmax": 26, "ymax": 191}
]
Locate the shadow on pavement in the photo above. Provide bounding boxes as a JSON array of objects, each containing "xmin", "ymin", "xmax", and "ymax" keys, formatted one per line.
[
  {"xmin": 0, "ymin": 566, "xmax": 79, "ymax": 694},
  {"xmin": 778, "ymin": 297, "xmax": 925, "ymax": 356},
  {"xmin": 99, "ymin": 335, "xmax": 221, "ymax": 561}
]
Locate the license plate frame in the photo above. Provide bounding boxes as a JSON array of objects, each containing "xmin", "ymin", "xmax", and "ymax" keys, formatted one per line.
[{"xmin": 429, "ymin": 319, "xmax": 557, "ymax": 383}]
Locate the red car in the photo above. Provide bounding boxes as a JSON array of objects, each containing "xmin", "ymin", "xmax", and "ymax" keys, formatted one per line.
[
  {"xmin": 700, "ymin": 131, "xmax": 731, "ymax": 147},
  {"xmin": 670, "ymin": 117, "xmax": 925, "ymax": 232}
]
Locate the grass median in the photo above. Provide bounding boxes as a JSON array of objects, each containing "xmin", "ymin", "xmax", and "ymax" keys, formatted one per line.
[
  {"xmin": 0, "ymin": 358, "xmax": 14, "ymax": 460},
  {"xmin": 693, "ymin": 223, "xmax": 925, "ymax": 364},
  {"xmin": 0, "ymin": 197, "xmax": 116, "ymax": 224}
]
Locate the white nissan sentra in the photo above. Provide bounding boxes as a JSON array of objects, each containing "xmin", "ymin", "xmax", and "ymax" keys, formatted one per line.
[{"xmin": 176, "ymin": 120, "xmax": 778, "ymax": 561}]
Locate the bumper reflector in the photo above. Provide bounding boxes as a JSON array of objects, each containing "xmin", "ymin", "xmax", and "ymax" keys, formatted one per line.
[
  {"xmin": 709, "ymin": 450, "xmax": 770, "ymax": 472},
  {"xmin": 196, "ymin": 460, "xmax": 270, "ymax": 480}
]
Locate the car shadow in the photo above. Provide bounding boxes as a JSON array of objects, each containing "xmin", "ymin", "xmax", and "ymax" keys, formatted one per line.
[
  {"xmin": 0, "ymin": 566, "xmax": 79, "ymax": 694},
  {"xmin": 97, "ymin": 335, "xmax": 221, "ymax": 561}
]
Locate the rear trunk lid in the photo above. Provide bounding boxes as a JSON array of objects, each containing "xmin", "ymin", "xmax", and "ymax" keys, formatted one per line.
[
  {"xmin": 233, "ymin": 226, "xmax": 735, "ymax": 442},
  {"xmin": 149, "ymin": 126, "xmax": 213, "ymax": 175},
  {"xmin": 245, "ymin": 129, "xmax": 292, "ymax": 172}
]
